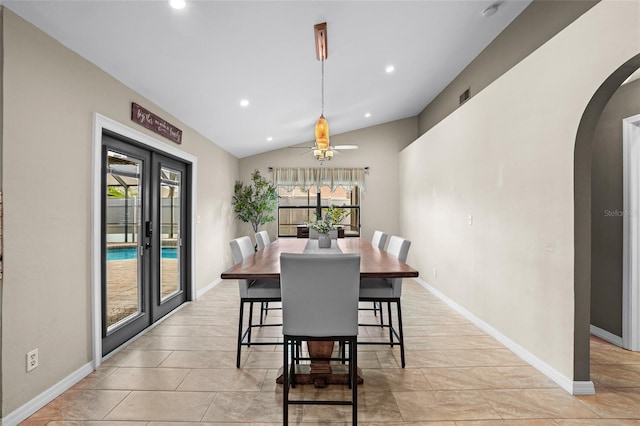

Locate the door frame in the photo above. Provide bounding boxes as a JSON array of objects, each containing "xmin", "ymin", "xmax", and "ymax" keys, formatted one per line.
[
  {"xmin": 92, "ymin": 113, "xmax": 198, "ymax": 367},
  {"xmin": 622, "ymin": 113, "xmax": 640, "ymax": 351}
]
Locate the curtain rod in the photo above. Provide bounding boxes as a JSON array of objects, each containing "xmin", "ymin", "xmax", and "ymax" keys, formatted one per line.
[{"xmin": 268, "ymin": 166, "xmax": 369, "ymax": 173}]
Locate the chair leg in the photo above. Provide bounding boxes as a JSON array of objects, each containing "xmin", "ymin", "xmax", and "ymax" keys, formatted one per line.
[
  {"xmin": 346, "ymin": 340, "xmax": 351, "ymax": 389},
  {"xmin": 247, "ymin": 302, "xmax": 254, "ymax": 347},
  {"xmin": 387, "ymin": 301, "xmax": 394, "ymax": 347},
  {"xmin": 378, "ymin": 301, "xmax": 384, "ymax": 327},
  {"xmin": 352, "ymin": 337, "xmax": 358, "ymax": 425},
  {"xmin": 290, "ymin": 339, "xmax": 297, "ymax": 389},
  {"xmin": 260, "ymin": 302, "xmax": 265, "ymax": 325},
  {"xmin": 236, "ymin": 300, "xmax": 245, "ymax": 368},
  {"xmin": 396, "ymin": 300, "xmax": 406, "ymax": 368},
  {"xmin": 283, "ymin": 336, "xmax": 289, "ymax": 425}
]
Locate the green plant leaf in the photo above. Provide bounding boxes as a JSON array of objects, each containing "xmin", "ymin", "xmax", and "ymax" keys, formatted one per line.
[{"xmin": 232, "ymin": 169, "xmax": 278, "ymax": 233}]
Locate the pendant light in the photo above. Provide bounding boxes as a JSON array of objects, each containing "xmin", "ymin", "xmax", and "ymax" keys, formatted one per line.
[{"xmin": 314, "ymin": 23, "xmax": 332, "ymax": 163}]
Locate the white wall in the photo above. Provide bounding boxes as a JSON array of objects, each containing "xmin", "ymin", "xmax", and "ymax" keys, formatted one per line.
[
  {"xmin": 400, "ymin": 0, "xmax": 640, "ymax": 382},
  {"xmin": 1, "ymin": 9, "xmax": 238, "ymax": 414},
  {"xmin": 239, "ymin": 118, "xmax": 418, "ymax": 243}
]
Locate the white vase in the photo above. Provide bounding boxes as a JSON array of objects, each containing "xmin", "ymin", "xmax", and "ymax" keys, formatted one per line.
[{"xmin": 318, "ymin": 233, "xmax": 331, "ymax": 248}]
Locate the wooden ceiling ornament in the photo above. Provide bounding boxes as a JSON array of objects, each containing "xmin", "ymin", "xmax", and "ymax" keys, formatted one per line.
[{"xmin": 314, "ymin": 22, "xmax": 327, "ymax": 61}]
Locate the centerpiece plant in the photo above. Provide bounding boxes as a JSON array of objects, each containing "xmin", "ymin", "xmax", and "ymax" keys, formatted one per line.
[
  {"xmin": 307, "ymin": 206, "xmax": 350, "ymax": 247},
  {"xmin": 308, "ymin": 213, "xmax": 333, "ymax": 235}
]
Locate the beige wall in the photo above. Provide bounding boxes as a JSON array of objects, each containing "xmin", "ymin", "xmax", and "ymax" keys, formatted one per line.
[
  {"xmin": 400, "ymin": 0, "xmax": 640, "ymax": 381},
  {"xmin": 1, "ymin": 9, "xmax": 238, "ymax": 414},
  {"xmin": 418, "ymin": 0, "xmax": 598, "ymax": 135},
  {"xmin": 591, "ymin": 78, "xmax": 640, "ymax": 337},
  {"xmin": 239, "ymin": 118, "xmax": 418, "ymax": 244}
]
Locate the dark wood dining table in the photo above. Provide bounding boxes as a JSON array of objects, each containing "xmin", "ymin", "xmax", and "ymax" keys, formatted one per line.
[
  {"xmin": 220, "ymin": 237, "xmax": 419, "ymax": 387},
  {"xmin": 221, "ymin": 237, "xmax": 419, "ymax": 280}
]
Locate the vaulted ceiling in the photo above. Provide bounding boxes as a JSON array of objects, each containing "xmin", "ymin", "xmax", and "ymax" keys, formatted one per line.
[{"xmin": 5, "ymin": 0, "xmax": 532, "ymax": 158}]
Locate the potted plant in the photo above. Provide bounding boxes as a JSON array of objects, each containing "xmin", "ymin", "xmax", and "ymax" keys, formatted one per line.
[
  {"xmin": 307, "ymin": 206, "xmax": 350, "ymax": 248},
  {"xmin": 232, "ymin": 169, "xmax": 278, "ymax": 249},
  {"xmin": 308, "ymin": 214, "xmax": 333, "ymax": 248},
  {"xmin": 325, "ymin": 205, "xmax": 349, "ymax": 228}
]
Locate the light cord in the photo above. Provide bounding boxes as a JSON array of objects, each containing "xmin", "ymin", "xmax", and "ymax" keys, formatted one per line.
[{"xmin": 321, "ymin": 59, "xmax": 325, "ymax": 116}]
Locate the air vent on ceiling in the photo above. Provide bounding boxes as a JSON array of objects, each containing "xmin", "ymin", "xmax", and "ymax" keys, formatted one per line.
[{"xmin": 459, "ymin": 88, "xmax": 471, "ymax": 105}]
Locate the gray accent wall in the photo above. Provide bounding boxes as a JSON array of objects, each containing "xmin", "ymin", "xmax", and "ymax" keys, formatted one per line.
[
  {"xmin": 591, "ymin": 78, "xmax": 640, "ymax": 337},
  {"xmin": 418, "ymin": 0, "xmax": 598, "ymax": 136}
]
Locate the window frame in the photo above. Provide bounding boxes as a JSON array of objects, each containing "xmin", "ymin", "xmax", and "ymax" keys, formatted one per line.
[{"xmin": 277, "ymin": 186, "xmax": 361, "ymax": 237}]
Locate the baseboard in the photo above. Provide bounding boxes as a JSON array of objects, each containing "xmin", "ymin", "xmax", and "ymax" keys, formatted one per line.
[
  {"xmin": 197, "ymin": 278, "xmax": 223, "ymax": 299},
  {"xmin": 1, "ymin": 362, "xmax": 94, "ymax": 426},
  {"xmin": 414, "ymin": 278, "xmax": 595, "ymax": 396},
  {"xmin": 590, "ymin": 324, "xmax": 623, "ymax": 347},
  {"xmin": 3, "ymin": 289, "xmax": 203, "ymax": 425}
]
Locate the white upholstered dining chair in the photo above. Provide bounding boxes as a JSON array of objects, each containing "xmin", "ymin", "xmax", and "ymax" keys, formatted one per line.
[
  {"xmin": 280, "ymin": 252, "xmax": 360, "ymax": 425},
  {"xmin": 255, "ymin": 230, "xmax": 279, "ymax": 324},
  {"xmin": 358, "ymin": 235, "xmax": 411, "ymax": 368},
  {"xmin": 229, "ymin": 236, "xmax": 281, "ymax": 368},
  {"xmin": 255, "ymin": 230, "xmax": 271, "ymax": 250},
  {"xmin": 371, "ymin": 230, "xmax": 388, "ymax": 249},
  {"xmin": 363, "ymin": 230, "xmax": 389, "ymax": 322}
]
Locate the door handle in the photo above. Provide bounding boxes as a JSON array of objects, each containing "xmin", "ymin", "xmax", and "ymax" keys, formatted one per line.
[{"xmin": 145, "ymin": 221, "xmax": 153, "ymax": 249}]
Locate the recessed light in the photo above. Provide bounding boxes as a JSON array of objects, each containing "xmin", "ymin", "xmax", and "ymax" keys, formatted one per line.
[
  {"xmin": 169, "ymin": 0, "xmax": 186, "ymax": 10},
  {"xmin": 385, "ymin": 65, "xmax": 395, "ymax": 73},
  {"xmin": 365, "ymin": 113, "xmax": 371, "ymax": 118},
  {"xmin": 267, "ymin": 137, "xmax": 273, "ymax": 142},
  {"xmin": 240, "ymin": 99, "xmax": 250, "ymax": 107}
]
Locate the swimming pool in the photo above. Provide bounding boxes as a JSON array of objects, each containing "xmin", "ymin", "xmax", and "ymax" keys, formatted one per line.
[{"xmin": 107, "ymin": 247, "xmax": 177, "ymax": 261}]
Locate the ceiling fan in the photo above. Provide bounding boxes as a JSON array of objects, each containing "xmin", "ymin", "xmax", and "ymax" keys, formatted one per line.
[{"xmin": 288, "ymin": 144, "xmax": 359, "ymax": 156}]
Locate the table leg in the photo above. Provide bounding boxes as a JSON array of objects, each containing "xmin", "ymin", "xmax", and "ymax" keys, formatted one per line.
[
  {"xmin": 308, "ymin": 340, "xmax": 333, "ymax": 376},
  {"xmin": 276, "ymin": 340, "xmax": 363, "ymax": 388}
]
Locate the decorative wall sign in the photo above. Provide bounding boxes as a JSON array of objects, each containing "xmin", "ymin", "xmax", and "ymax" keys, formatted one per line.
[{"xmin": 131, "ymin": 102, "xmax": 183, "ymax": 144}]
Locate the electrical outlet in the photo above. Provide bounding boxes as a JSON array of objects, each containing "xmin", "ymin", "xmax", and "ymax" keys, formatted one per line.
[
  {"xmin": 433, "ymin": 268, "xmax": 438, "ymax": 278},
  {"xmin": 27, "ymin": 348, "xmax": 39, "ymax": 372}
]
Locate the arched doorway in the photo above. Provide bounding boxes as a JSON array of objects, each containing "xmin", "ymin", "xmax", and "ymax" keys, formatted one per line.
[{"xmin": 574, "ymin": 53, "xmax": 640, "ymax": 382}]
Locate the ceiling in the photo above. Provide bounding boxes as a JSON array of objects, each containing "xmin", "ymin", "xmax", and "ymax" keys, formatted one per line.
[{"xmin": 4, "ymin": 0, "xmax": 532, "ymax": 158}]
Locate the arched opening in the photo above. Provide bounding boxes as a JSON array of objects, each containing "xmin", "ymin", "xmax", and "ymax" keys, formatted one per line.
[{"xmin": 574, "ymin": 53, "xmax": 640, "ymax": 382}]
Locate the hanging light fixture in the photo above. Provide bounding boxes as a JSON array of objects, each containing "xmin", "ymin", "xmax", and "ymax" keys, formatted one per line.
[{"xmin": 314, "ymin": 22, "xmax": 332, "ymax": 163}]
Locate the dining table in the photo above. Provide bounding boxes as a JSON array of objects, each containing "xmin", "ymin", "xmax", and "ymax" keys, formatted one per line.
[{"xmin": 220, "ymin": 237, "xmax": 420, "ymax": 387}]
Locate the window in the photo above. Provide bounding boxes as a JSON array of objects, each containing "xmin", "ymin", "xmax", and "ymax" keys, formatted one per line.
[
  {"xmin": 272, "ymin": 167, "xmax": 366, "ymax": 237},
  {"xmin": 278, "ymin": 185, "xmax": 361, "ymax": 237}
]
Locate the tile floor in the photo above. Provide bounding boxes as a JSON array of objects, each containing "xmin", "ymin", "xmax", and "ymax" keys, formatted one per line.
[{"xmin": 22, "ymin": 279, "xmax": 640, "ymax": 425}]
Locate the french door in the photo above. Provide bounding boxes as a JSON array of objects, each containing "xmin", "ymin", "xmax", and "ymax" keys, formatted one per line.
[{"xmin": 101, "ymin": 133, "xmax": 190, "ymax": 356}]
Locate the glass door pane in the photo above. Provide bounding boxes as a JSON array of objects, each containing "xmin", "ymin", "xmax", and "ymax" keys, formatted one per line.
[
  {"xmin": 102, "ymin": 136, "xmax": 190, "ymax": 355},
  {"xmin": 105, "ymin": 150, "xmax": 143, "ymax": 331},
  {"xmin": 160, "ymin": 166, "xmax": 181, "ymax": 302}
]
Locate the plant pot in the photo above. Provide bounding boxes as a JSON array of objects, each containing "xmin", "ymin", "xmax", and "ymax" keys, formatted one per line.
[{"xmin": 318, "ymin": 233, "xmax": 331, "ymax": 248}]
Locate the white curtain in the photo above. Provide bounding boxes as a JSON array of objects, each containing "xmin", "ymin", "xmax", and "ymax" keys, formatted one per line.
[{"xmin": 273, "ymin": 167, "xmax": 366, "ymax": 192}]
